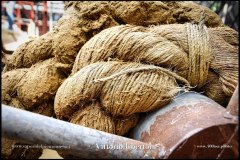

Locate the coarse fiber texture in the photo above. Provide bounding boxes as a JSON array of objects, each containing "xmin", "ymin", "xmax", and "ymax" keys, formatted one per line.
[
  {"xmin": 2, "ymin": 58, "xmax": 70, "ymax": 111},
  {"xmin": 54, "ymin": 4, "xmax": 237, "ymax": 141},
  {"xmin": 70, "ymin": 101, "xmax": 116, "ymax": 134},
  {"xmin": 3, "ymin": 32, "xmax": 54, "ymax": 72},
  {"xmin": 69, "ymin": 101, "xmax": 139, "ymax": 135},
  {"xmin": 72, "ymin": 24, "xmax": 238, "ymax": 105},
  {"xmin": 55, "ymin": 61, "xmax": 188, "ymax": 134},
  {"xmin": 65, "ymin": 1, "xmax": 223, "ymax": 27},
  {"xmin": 114, "ymin": 114, "xmax": 139, "ymax": 136},
  {"xmin": 2, "ymin": 1, "xmax": 234, "ymax": 159},
  {"xmin": 16, "ymin": 58, "xmax": 70, "ymax": 108},
  {"xmin": 53, "ymin": 1, "xmax": 224, "ymax": 65},
  {"xmin": 3, "ymin": 1, "xmax": 224, "ymax": 73}
]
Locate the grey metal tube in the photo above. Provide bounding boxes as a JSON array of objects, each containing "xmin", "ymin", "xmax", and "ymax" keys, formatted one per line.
[{"xmin": 2, "ymin": 104, "xmax": 167, "ymax": 159}]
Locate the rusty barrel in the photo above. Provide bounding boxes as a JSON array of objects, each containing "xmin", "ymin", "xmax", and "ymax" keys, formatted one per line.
[{"xmin": 129, "ymin": 91, "xmax": 238, "ymax": 159}]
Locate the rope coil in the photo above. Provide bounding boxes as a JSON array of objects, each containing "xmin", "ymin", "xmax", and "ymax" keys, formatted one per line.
[{"xmin": 186, "ymin": 11, "xmax": 213, "ymax": 88}]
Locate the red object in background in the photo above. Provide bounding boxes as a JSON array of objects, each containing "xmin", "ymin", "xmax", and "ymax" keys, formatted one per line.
[
  {"xmin": 42, "ymin": 1, "xmax": 48, "ymax": 35},
  {"xmin": 1, "ymin": 1, "xmax": 48, "ymax": 35},
  {"xmin": 16, "ymin": 1, "xmax": 35, "ymax": 28}
]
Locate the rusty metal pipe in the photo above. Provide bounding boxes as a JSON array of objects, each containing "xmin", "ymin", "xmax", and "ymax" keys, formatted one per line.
[
  {"xmin": 130, "ymin": 92, "xmax": 238, "ymax": 159},
  {"xmin": 2, "ymin": 104, "xmax": 166, "ymax": 159},
  {"xmin": 227, "ymin": 85, "xmax": 239, "ymax": 116}
]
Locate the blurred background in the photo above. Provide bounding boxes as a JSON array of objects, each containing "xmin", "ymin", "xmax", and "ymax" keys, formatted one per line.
[
  {"xmin": 2, "ymin": 1, "xmax": 64, "ymax": 53},
  {"xmin": 196, "ymin": 1, "xmax": 239, "ymax": 31},
  {"xmin": 1, "ymin": 1, "xmax": 239, "ymax": 53}
]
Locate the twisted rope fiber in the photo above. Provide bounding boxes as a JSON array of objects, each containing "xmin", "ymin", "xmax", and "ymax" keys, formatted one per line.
[
  {"xmin": 187, "ymin": 11, "xmax": 213, "ymax": 88},
  {"xmin": 2, "ymin": 2, "xmax": 238, "ymax": 159},
  {"xmin": 55, "ymin": 61, "xmax": 186, "ymax": 135},
  {"xmin": 54, "ymin": 13, "xmax": 238, "ymax": 136},
  {"xmin": 92, "ymin": 65, "xmax": 190, "ymax": 85}
]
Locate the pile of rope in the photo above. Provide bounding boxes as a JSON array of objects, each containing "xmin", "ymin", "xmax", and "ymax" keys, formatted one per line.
[
  {"xmin": 1, "ymin": 1, "xmax": 238, "ymax": 159},
  {"xmin": 55, "ymin": 16, "xmax": 238, "ymax": 137}
]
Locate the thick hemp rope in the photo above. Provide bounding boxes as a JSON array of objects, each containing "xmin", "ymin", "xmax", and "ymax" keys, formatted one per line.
[
  {"xmin": 54, "ymin": 14, "xmax": 238, "ymax": 137},
  {"xmin": 71, "ymin": 24, "xmax": 238, "ymax": 106},
  {"xmin": 54, "ymin": 61, "xmax": 187, "ymax": 135},
  {"xmin": 187, "ymin": 11, "xmax": 213, "ymax": 88},
  {"xmin": 92, "ymin": 65, "xmax": 190, "ymax": 85},
  {"xmin": 2, "ymin": 2, "xmax": 237, "ymax": 159}
]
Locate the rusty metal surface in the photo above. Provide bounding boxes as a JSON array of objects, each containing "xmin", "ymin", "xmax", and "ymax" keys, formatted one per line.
[
  {"xmin": 227, "ymin": 85, "xmax": 239, "ymax": 116},
  {"xmin": 130, "ymin": 92, "xmax": 238, "ymax": 158},
  {"xmin": 2, "ymin": 104, "xmax": 166, "ymax": 159},
  {"xmin": 168, "ymin": 124, "xmax": 238, "ymax": 159}
]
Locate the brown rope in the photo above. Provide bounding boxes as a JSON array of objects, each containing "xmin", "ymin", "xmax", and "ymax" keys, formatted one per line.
[
  {"xmin": 186, "ymin": 11, "xmax": 213, "ymax": 88},
  {"xmin": 92, "ymin": 65, "xmax": 190, "ymax": 86}
]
